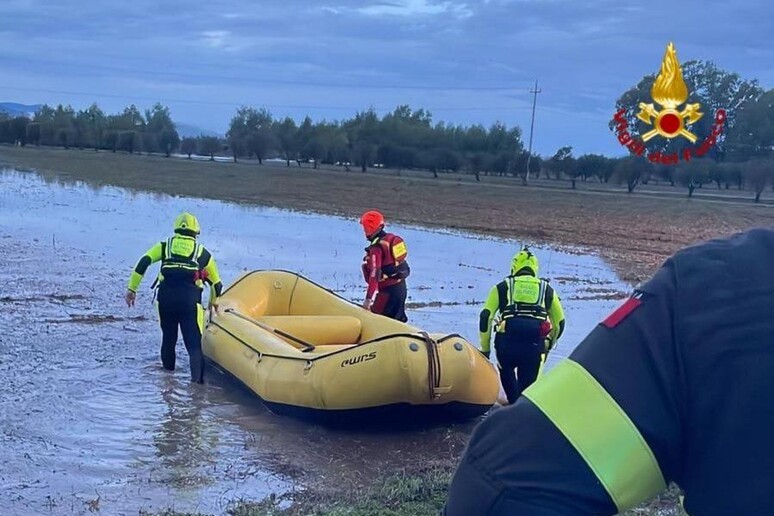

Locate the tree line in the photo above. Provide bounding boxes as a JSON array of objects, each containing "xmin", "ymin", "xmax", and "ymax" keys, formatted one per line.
[
  {"xmin": 0, "ymin": 103, "xmax": 180, "ymax": 156},
  {"xmin": 1, "ymin": 58, "xmax": 773, "ymax": 201},
  {"xmin": 221, "ymin": 104, "xmax": 527, "ymax": 181},
  {"xmin": 0, "ymin": 101, "xmax": 528, "ymax": 179}
]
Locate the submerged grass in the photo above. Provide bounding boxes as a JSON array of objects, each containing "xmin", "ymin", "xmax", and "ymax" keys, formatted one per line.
[
  {"xmin": 241, "ymin": 467, "xmax": 452, "ymax": 516},
  {"xmin": 144, "ymin": 465, "xmax": 684, "ymax": 516},
  {"xmin": 42, "ymin": 314, "xmax": 148, "ymax": 324},
  {"xmin": 141, "ymin": 467, "xmax": 453, "ymax": 516}
]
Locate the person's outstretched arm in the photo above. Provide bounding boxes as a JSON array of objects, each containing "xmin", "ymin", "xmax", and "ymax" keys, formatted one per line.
[
  {"xmin": 126, "ymin": 242, "xmax": 163, "ymax": 306},
  {"xmin": 545, "ymin": 283, "xmax": 565, "ymax": 347},
  {"xmin": 199, "ymin": 247, "xmax": 223, "ymax": 308},
  {"xmin": 478, "ymin": 284, "xmax": 500, "ymax": 358}
]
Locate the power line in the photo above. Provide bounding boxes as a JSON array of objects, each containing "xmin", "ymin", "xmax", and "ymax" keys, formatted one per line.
[
  {"xmin": 1, "ymin": 55, "xmax": 536, "ymax": 93},
  {"xmin": 524, "ymin": 79, "xmax": 541, "ymax": 185},
  {"xmin": 2, "ymin": 82, "xmax": 615, "ymax": 131},
  {"xmin": 0, "ymin": 85, "xmax": 535, "ymax": 113}
]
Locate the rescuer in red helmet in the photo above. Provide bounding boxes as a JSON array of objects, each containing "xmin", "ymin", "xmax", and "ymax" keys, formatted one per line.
[{"xmin": 359, "ymin": 210, "xmax": 410, "ymax": 322}]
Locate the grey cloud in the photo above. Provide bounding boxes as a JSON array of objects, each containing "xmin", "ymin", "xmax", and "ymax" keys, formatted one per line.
[
  {"xmin": 0, "ymin": 0, "xmax": 771, "ymax": 156},
  {"xmin": 354, "ymin": 0, "xmax": 473, "ymax": 18}
]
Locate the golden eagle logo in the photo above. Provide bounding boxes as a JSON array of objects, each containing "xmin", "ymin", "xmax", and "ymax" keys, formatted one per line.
[{"xmin": 637, "ymin": 42, "xmax": 703, "ymax": 143}]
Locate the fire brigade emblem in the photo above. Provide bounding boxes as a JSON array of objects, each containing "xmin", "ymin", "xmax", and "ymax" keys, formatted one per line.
[{"xmin": 636, "ymin": 42, "xmax": 703, "ymax": 143}]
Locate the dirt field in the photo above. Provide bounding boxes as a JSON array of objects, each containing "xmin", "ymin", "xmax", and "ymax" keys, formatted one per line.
[{"xmin": 3, "ymin": 145, "xmax": 773, "ymax": 284}]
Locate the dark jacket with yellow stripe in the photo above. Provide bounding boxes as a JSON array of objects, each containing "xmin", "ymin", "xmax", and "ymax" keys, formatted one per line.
[
  {"xmin": 127, "ymin": 234, "xmax": 223, "ymax": 306},
  {"xmin": 445, "ymin": 228, "xmax": 774, "ymax": 515}
]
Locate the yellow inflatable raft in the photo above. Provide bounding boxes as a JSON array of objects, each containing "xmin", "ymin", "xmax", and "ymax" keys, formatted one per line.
[{"xmin": 202, "ymin": 270, "xmax": 500, "ymax": 424}]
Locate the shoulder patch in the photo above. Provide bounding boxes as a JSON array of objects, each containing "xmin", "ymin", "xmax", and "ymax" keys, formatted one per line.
[{"xmin": 601, "ymin": 293, "xmax": 642, "ymax": 329}]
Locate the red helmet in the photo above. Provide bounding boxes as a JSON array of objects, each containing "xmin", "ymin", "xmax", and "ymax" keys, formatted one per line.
[{"xmin": 360, "ymin": 210, "xmax": 385, "ymax": 237}]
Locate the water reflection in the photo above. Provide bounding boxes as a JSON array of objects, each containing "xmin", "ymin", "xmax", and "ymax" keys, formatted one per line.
[{"xmin": 154, "ymin": 377, "xmax": 219, "ymax": 488}]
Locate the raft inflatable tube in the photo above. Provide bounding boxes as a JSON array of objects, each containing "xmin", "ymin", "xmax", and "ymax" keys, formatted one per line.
[{"xmin": 203, "ymin": 270, "xmax": 500, "ymax": 425}]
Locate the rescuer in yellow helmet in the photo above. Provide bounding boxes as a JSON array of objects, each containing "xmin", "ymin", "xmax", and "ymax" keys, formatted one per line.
[
  {"xmin": 478, "ymin": 247, "xmax": 565, "ymax": 404},
  {"xmin": 125, "ymin": 212, "xmax": 222, "ymax": 383}
]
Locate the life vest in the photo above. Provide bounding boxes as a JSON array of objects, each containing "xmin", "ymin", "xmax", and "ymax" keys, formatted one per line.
[
  {"xmin": 496, "ymin": 275, "xmax": 551, "ymax": 336},
  {"xmin": 157, "ymin": 235, "xmax": 206, "ymax": 288},
  {"xmin": 365, "ymin": 233, "xmax": 410, "ymax": 281}
]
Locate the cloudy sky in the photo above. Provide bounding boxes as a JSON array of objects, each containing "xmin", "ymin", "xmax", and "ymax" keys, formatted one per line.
[{"xmin": 1, "ymin": 0, "xmax": 772, "ymax": 156}]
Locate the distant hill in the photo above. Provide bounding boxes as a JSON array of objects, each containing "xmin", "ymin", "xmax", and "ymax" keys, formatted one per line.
[
  {"xmin": 0, "ymin": 102, "xmax": 42, "ymax": 117},
  {"xmin": 176, "ymin": 123, "xmax": 220, "ymax": 138}
]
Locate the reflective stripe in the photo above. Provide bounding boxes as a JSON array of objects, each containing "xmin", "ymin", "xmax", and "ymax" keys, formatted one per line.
[
  {"xmin": 537, "ymin": 352, "xmax": 547, "ymax": 376},
  {"xmin": 196, "ymin": 303, "xmax": 204, "ymax": 333},
  {"xmin": 391, "ymin": 240, "xmax": 407, "ymax": 260},
  {"xmin": 523, "ymin": 359, "xmax": 665, "ymax": 511}
]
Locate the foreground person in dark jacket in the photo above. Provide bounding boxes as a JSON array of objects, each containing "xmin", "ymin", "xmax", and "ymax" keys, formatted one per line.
[{"xmin": 445, "ymin": 228, "xmax": 774, "ymax": 515}]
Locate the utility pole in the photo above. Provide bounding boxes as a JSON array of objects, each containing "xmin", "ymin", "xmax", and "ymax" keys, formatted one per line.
[{"xmin": 524, "ymin": 80, "xmax": 541, "ymax": 185}]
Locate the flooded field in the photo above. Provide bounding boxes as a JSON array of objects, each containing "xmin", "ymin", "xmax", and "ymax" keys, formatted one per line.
[{"xmin": 0, "ymin": 169, "xmax": 630, "ymax": 515}]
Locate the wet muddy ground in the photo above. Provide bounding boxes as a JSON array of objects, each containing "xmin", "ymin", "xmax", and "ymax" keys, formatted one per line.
[{"xmin": 0, "ymin": 169, "xmax": 630, "ymax": 515}]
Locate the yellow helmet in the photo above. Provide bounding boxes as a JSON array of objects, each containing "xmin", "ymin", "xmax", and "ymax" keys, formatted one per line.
[
  {"xmin": 511, "ymin": 247, "xmax": 538, "ymax": 276},
  {"xmin": 173, "ymin": 212, "xmax": 201, "ymax": 236}
]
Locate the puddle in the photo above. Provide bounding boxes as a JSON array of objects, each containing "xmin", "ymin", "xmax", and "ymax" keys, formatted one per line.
[{"xmin": 0, "ymin": 169, "xmax": 630, "ymax": 514}]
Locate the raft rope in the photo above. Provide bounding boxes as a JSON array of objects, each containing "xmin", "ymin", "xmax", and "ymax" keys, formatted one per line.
[
  {"xmin": 224, "ymin": 308, "xmax": 316, "ymax": 353},
  {"xmin": 419, "ymin": 332, "xmax": 442, "ymax": 400},
  {"xmin": 211, "ymin": 314, "xmax": 463, "ymax": 367}
]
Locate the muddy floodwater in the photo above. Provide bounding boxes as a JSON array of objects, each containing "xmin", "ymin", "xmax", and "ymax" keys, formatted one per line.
[{"xmin": 0, "ymin": 169, "xmax": 631, "ymax": 515}]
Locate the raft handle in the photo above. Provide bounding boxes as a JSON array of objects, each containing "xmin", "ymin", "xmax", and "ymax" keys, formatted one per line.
[{"xmin": 419, "ymin": 332, "xmax": 442, "ymax": 400}]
